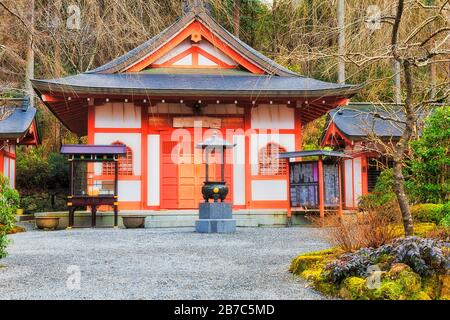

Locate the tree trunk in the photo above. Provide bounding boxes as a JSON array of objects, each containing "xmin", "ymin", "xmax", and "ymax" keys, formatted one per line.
[
  {"xmin": 24, "ymin": 0, "xmax": 35, "ymax": 107},
  {"xmin": 337, "ymin": 0, "xmax": 345, "ymax": 84},
  {"xmin": 272, "ymin": 0, "xmax": 278, "ymax": 54},
  {"xmin": 233, "ymin": 0, "xmax": 240, "ymax": 37},
  {"xmin": 391, "ymin": 59, "xmax": 416, "ymax": 237},
  {"xmin": 393, "ymin": 161, "xmax": 414, "ymax": 236},
  {"xmin": 393, "ymin": 60, "xmax": 401, "ymax": 104}
]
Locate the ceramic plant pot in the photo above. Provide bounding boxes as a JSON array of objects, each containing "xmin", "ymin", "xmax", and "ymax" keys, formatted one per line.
[
  {"xmin": 35, "ymin": 217, "xmax": 60, "ymax": 230},
  {"xmin": 122, "ymin": 216, "xmax": 146, "ymax": 228}
]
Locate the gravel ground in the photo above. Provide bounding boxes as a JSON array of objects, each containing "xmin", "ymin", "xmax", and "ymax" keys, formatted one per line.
[{"xmin": 0, "ymin": 227, "xmax": 329, "ymax": 300}]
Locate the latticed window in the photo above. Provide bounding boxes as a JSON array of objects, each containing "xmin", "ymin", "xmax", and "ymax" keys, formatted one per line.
[
  {"xmin": 102, "ymin": 142, "xmax": 133, "ymax": 175},
  {"xmin": 258, "ymin": 143, "xmax": 288, "ymax": 176}
]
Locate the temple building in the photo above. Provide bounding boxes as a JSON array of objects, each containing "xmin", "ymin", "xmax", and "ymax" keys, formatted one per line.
[
  {"xmin": 0, "ymin": 97, "xmax": 40, "ymax": 187},
  {"xmin": 321, "ymin": 103, "xmax": 409, "ymax": 209},
  {"xmin": 31, "ymin": 3, "xmax": 360, "ymax": 215}
]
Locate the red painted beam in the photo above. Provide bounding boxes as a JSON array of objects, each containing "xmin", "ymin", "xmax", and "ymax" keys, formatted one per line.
[{"xmin": 318, "ymin": 156, "xmax": 325, "ymax": 221}]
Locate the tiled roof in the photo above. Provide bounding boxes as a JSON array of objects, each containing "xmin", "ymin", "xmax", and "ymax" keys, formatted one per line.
[
  {"xmin": 31, "ymin": 72, "xmax": 360, "ymax": 97},
  {"xmin": 0, "ymin": 97, "xmax": 37, "ymax": 139}
]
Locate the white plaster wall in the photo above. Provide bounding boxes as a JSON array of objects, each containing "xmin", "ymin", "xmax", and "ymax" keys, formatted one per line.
[
  {"xmin": 173, "ymin": 54, "xmax": 192, "ymax": 66},
  {"xmin": 233, "ymin": 135, "xmax": 245, "ymax": 205},
  {"xmin": 95, "ymin": 103, "xmax": 141, "ymax": 128},
  {"xmin": 251, "ymin": 104, "xmax": 294, "ymax": 129},
  {"xmin": 250, "ymin": 133, "xmax": 295, "ymax": 175},
  {"xmin": 344, "ymin": 159, "xmax": 353, "ymax": 208},
  {"xmin": 344, "ymin": 157, "xmax": 362, "ymax": 207},
  {"xmin": 353, "ymin": 157, "xmax": 363, "ymax": 204},
  {"xmin": 9, "ymin": 158, "xmax": 14, "ymax": 188},
  {"xmin": 118, "ymin": 181, "xmax": 141, "ymax": 202},
  {"xmin": 198, "ymin": 54, "xmax": 217, "ymax": 66},
  {"xmin": 3, "ymin": 156, "xmax": 9, "ymax": 178},
  {"xmin": 147, "ymin": 135, "xmax": 160, "ymax": 206},
  {"xmin": 94, "ymin": 133, "xmax": 141, "ymax": 175},
  {"xmin": 198, "ymin": 41, "xmax": 237, "ymax": 66},
  {"xmin": 252, "ymin": 180, "xmax": 287, "ymax": 201},
  {"xmin": 153, "ymin": 40, "xmax": 191, "ymax": 64}
]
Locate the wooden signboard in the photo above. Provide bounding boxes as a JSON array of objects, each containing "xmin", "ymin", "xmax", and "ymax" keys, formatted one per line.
[{"xmin": 173, "ymin": 116, "xmax": 221, "ymax": 129}]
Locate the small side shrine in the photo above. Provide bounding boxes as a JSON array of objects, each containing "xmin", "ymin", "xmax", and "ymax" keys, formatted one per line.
[
  {"xmin": 60, "ymin": 144, "xmax": 126, "ymax": 228},
  {"xmin": 279, "ymin": 150, "xmax": 352, "ymax": 224},
  {"xmin": 195, "ymin": 133, "xmax": 236, "ymax": 233}
]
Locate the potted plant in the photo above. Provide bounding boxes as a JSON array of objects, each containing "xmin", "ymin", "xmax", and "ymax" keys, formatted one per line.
[{"xmin": 35, "ymin": 216, "xmax": 60, "ymax": 230}]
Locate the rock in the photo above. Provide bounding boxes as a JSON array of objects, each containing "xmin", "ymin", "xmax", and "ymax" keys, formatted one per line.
[{"xmin": 388, "ymin": 263, "xmax": 412, "ymax": 279}]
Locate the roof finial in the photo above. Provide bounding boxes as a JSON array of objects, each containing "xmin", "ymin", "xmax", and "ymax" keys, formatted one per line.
[{"xmin": 181, "ymin": 0, "xmax": 212, "ymax": 15}]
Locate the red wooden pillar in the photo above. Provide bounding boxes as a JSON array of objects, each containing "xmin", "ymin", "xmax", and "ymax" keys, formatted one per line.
[
  {"xmin": 141, "ymin": 106, "xmax": 148, "ymax": 209},
  {"xmin": 337, "ymin": 160, "xmax": 343, "ymax": 217},
  {"xmin": 286, "ymin": 161, "xmax": 292, "ymax": 226},
  {"xmin": 318, "ymin": 156, "xmax": 325, "ymax": 221},
  {"xmin": 244, "ymin": 105, "xmax": 252, "ymax": 208},
  {"xmin": 0, "ymin": 152, "xmax": 4, "ymax": 176},
  {"xmin": 361, "ymin": 155, "xmax": 368, "ymax": 196},
  {"xmin": 114, "ymin": 158, "xmax": 119, "ymax": 228}
]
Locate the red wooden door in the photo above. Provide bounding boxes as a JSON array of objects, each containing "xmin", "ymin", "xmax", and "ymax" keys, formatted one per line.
[
  {"xmin": 160, "ymin": 129, "xmax": 233, "ymax": 209},
  {"xmin": 160, "ymin": 132, "xmax": 179, "ymax": 209}
]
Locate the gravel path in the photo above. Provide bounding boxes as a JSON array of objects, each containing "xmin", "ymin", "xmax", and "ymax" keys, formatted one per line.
[{"xmin": 0, "ymin": 227, "xmax": 329, "ymax": 300}]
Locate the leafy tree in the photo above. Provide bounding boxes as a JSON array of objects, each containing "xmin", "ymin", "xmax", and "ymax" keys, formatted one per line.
[
  {"xmin": 0, "ymin": 174, "xmax": 19, "ymax": 259},
  {"xmin": 408, "ymin": 106, "xmax": 450, "ymax": 203}
]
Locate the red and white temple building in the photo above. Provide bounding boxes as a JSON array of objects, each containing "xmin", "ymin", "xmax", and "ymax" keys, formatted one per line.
[
  {"xmin": 0, "ymin": 97, "xmax": 39, "ymax": 188},
  {"xmin": 32, "ymin": 3, "xmax": 360, "ymax": 218}
]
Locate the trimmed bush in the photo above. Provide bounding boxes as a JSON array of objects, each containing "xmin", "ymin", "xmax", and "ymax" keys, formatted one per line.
[{"xmin": 411, "ymin": 203, "xmax": 445, "ymax": 224}]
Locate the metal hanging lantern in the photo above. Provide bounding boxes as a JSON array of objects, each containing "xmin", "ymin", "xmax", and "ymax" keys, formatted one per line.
[{"xmin": 196, "ymin": 132, "xmax": 236, "ymax": 202}]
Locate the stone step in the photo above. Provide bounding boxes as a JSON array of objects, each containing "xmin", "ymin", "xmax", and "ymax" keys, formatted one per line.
[
  {"xmin": 15, "ymin": 214, "xmax": 35, "ymax": 222},
  {"xmin": 145, "ymin": 217, "xmax": 259, "ymax": 228}
]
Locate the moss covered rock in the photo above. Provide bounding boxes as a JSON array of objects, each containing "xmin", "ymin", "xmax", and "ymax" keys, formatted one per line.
[
  {"xmin": 411, "ymin": 291, "xmax": 432, "ymax": 300},
  {"xmin": 422, "ymin": 275, "xmax": 442, "ymax": 299},
  {"xmin": 300, "ymin": 269, "xmax": 322, "ymax": 281},
  {"xmin": 290, "ymin": 248, "xmax": 339, "ymax": 275},
  {"xmin": 339, "ymin": 277, "xmax": 367, "ymax": 300},
  {"xmin": 388, "ymin": 263, "xmax": 412, "ymax": 278}
]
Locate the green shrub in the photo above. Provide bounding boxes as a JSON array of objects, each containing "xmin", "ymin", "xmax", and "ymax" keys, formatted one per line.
[
  {"xmin": 440, "ymin": 203, "xmax": 450, "ymax": 227},
  {"xmin": 440, "ymin": 214, "xmax": 450, "ymax": 228},
  {"xmin": 409, "ymin": 106, "xmax": 450, "ymax": 204},
  {"xmin": 358, "ymin": 169, "xmax": 396, "ymax": 210},
  {"xmin": 411, "ymin": 203, "xmax": 445, "ymax": 224},
  {"xmin": 0, "ymin": 174, "xmax": 19, "ymax": 259},
  {"xmin": 16, "ymin": 147, "xmax": 69, "ymax": 213}
]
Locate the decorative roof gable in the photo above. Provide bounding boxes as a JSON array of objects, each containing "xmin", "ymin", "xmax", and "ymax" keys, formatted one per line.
[{"xmin": 88, "ymin": 4, "xmax": 297, "ymax": 76}]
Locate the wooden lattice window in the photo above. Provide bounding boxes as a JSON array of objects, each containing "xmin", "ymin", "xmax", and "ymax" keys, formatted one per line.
[
  {"xmin": 102, "ymin": 142, "xmax": 133, "ymax": 175},
  {"xmin": 258, "ymin": 143, "xmax": 288, "ymax": 176}
]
